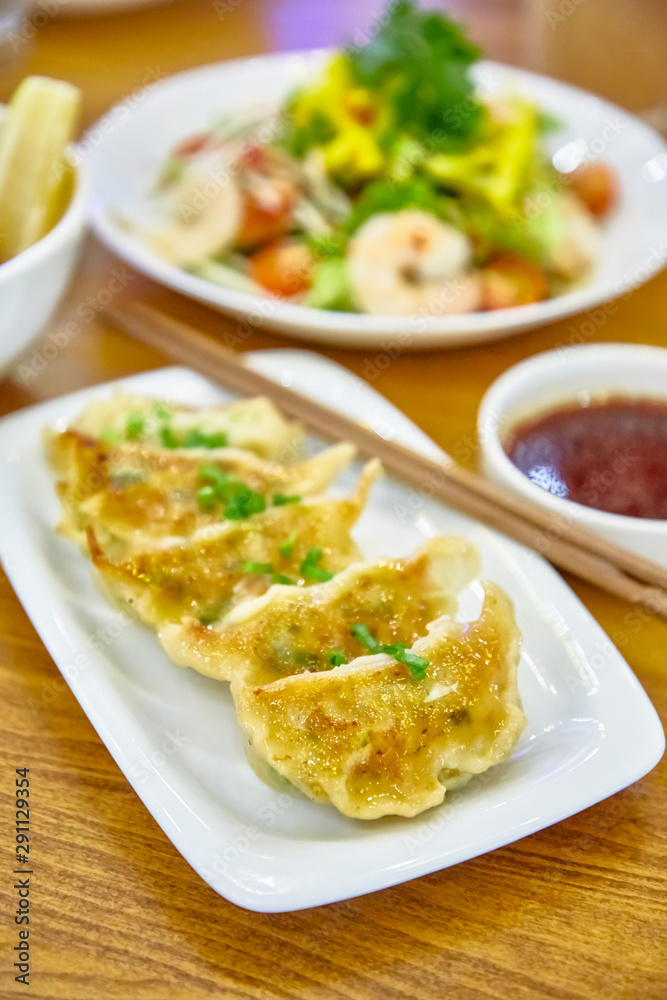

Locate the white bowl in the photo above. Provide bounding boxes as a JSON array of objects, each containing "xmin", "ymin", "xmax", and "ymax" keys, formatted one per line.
[
  {"xmin": 86, "ymin": 52, "xmax": 667, "ymax": 349},
  {"xmin": 0, "ymin": 158, "xmax": 89, "ymax": 375},
  {"xmin": 478, "ymin": 343, "xmax": 667, "ymax": 566}
]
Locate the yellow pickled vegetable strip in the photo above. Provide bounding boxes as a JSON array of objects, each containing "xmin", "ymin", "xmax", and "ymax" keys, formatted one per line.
[{"xmin": 0, "ymin": 76, "xmax": 81, "ymax": 263}]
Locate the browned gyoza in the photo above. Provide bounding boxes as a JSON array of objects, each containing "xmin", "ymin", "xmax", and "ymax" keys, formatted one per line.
[
  {"xmin": 48, "ymin": 426, "xmax": 354, "ymax": 552},
  {"xmin": 86, "ymin": 461, "xmax": 379, "ymax": 627},
  {"xmin": 234, "ymin": 585, "xmax": 525, "ymax": 820},
  {"xmin": 46, "ymin": 391, "xmax": 527, "ymax": 823},
  {"xmin": 63, "ymin": 393, "xmax": 305, "ymax": 459},
  {"xmin": 160, "ymin": 536, "xmax": 480, "ymax": 685}
]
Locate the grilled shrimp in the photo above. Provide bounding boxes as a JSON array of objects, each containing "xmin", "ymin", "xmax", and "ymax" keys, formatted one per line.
[{"xmin": 347, "ymin": 210, "xmax": 480, "ymax": 316}]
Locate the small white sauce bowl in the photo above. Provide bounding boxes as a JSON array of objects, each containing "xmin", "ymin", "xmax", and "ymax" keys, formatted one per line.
[
  {"xmin": 478, "ymin": 343, "xmax": 667, "ymax": 566},
  {"xmin": 0, "ymin": 156, "xmax": 89, "ymax": 375}
]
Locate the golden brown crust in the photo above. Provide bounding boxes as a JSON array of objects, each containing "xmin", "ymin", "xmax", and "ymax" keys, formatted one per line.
[
  {"xmin": 234, "ymin": 585, "xmax": 525, "ymax": 819},
  {"xmin": 46, "ymin": 393, "xmax": 527, "ymax": 822},
  {"xmin": 160, "ymin": 536, "xmax": 480, "ymax": 685},
  {"xmin": 51, "ymin": 428, "xmax": 355, "ymax": 552},
  {"xmin": 86, "ymin": 461, "xmax": 379, "ymax": 626}
]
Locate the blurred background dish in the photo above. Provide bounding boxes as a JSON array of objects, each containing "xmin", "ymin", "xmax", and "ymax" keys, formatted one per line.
[
  {"xmin": 0, "ymin": 153, "xmax": 88, "ymax": 372},
  {"xmin": 0, "ymin": 75, "xmax": 85, "ymax": 372},
  {"xmin": 130, "ymin": 8, "xmax": 621, "ymax": 326},
  {"xmin": 87, "ymin": 51, "xmax": 667, "ymax": 349}
]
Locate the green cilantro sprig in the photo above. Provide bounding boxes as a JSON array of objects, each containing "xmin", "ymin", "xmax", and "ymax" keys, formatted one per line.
[
  {"xmin": 346, "ymin": 0, "xmax": 483, "ymax": 150},
  {"xmin": 350, "ymin": 623, "xmax": 429, "ymax": 680}
]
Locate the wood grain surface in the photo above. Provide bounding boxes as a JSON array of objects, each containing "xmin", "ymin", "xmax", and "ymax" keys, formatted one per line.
[{"xmin": 1, "ymin": 2, "xmax": 666, "ymax": 998}]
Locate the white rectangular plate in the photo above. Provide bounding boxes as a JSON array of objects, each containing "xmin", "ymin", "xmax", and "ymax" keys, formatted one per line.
[{"xmin": 0, "ymin": 351, "xmax": 663, "ymax": 913}]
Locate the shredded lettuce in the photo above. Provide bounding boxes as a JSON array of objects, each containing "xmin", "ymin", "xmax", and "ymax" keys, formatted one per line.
[
  {"xmin": 192, "ymin": 258, "xmax": 266, "ymax": 296},
  {"xmin": 345, "ymin": 177, "xmax": 445, "ymax": 234}
]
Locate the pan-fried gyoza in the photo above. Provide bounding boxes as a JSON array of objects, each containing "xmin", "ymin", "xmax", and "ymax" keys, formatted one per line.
[
  {"xmin": 64, "ymin": 393, "xmax": 305, "ymax": 460},
  {"xmin": 47, "ymin": 391, "xmax": 526, "ymax": 821},
  {"xmin": 160, "ymin": 537, "xmax": 480, "ymax": 686},
  {"xmin": 86, "ymin": 460, "xmax": 379, "ymax": 626},
  {"xmin": 49, "ymin": 428, "xmax": 355, "ymax": 552},
  {"xmin": 234, "ymin": 586, "xmax": 525, "ymax": 819}
]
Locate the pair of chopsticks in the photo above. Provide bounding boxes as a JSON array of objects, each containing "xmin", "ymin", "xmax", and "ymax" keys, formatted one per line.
[{"xmin": 103, "ymin": 301, "xmax": 667, "ymax": 622}]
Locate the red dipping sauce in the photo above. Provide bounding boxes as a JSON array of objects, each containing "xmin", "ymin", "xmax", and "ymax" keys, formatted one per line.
[{"xmin": 505, "ymin": 397, "xmax": 667, "ymax": 520}]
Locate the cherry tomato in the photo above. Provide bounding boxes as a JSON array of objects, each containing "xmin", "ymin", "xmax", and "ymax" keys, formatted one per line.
[
  {"xmin": 236, "ymin": 183, "xmax": 295, "ymax": 250},
  {"xmin": 567, "ymin": 163, "xmax": 618, "ymax": 217},
  {"xmin": 249, "ymin": 239, "xmax": 315, "ymax": 297},
  {"xmin": 481, "ymin": 251, "xmax": 548, "ymax": 310}
]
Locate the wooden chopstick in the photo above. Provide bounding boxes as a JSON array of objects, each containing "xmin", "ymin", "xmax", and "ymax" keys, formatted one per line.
[{"xmin": 103, "ymin": 301, "xmax": 667, "ymax": 621}]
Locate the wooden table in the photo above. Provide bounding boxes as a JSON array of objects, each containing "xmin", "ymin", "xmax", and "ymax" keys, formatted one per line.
[{"xmin": 1, "ymin": 3, "xmax": 667, "ymax": 997}]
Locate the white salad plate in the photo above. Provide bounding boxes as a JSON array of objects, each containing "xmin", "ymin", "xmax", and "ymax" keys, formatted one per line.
[
  {"xmin": 86, "ymin": 51, "xmax": 667, "ymax": 349},
  {"xmin": 0, "ymin": 351, "xmax": 663, "ymax": 912}
]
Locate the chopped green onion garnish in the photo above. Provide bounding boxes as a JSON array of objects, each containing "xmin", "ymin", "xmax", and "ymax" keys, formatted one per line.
[
  {"xmin": 243, "ymin": 561, "xmax": 274, "ymax": 574},
  {"xmin": 196, "ymin": 484, "xmax": 218, "ymax": 511},
  {"xmin": 197, "ymin": 465, "xmax": 265, "ymax": 520},
  {"xmin": 203, "ymin": 432, "xmax": 228, "ymax": 448},
  {"xmin": 327, "ymin": 649, "xmax": 347, "ymax": 667},
  {"xmin": 271, "ymin": 573, "xmax": 296, "ymax": 586},
  {"xmin": 126, "ymin": 413, "xmax": 145, "ymax": 441},
  {"xmin": 300, "ymin": 547, "xmax": 334, "ymax": 582},
  {"xmin": 184, "ymin": 428, "xmax": 206, "ymax": 448},
  {"xmin": 225, "ymin": 486, "xmax": 266, "ymax": 520},
  {"xmin": 279, "ymin": 531, "xmax": 297, "ymax": 558},
  {"xmin": 273, "ymin": 493, "xmax": 301, "ymax": 506},
  {"xmin": 349, "ymin": 626, "xmax": 429, "ymax": 679},
  {"xmin": 350, "ymin": 623, "xmax": 380, "ymax": 653},
  {"xmin": 153, "ymin": 401, "xmax": 172, "ymax": 421},
  {"xmin": 184, "ymin": 428, "xmax": 228, "ymax": 449},
  {"xmin": 399, "ymin": 650, "xmax": 429, "ymax": 680},
  {"xmin": 302, "ymin": 566, "xmax": 334, "ymax": 582},
  {"xmin": 199, "ymin": 463, "xmax": 234, "ymax": 489},
  {"xmin": 380, "ymin": 641, "xmax": 408, "ymax": 655},
  {"xmin": 159, "ymin": 425, "xmax": 179, "ymax": 449},
  {"xmin": 100, "ymin": 428, "xmax": 121, "ymax": 444},
  {"xmin": 295, "ymin": 650, "xmax": 319, "ymax": 667}
]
